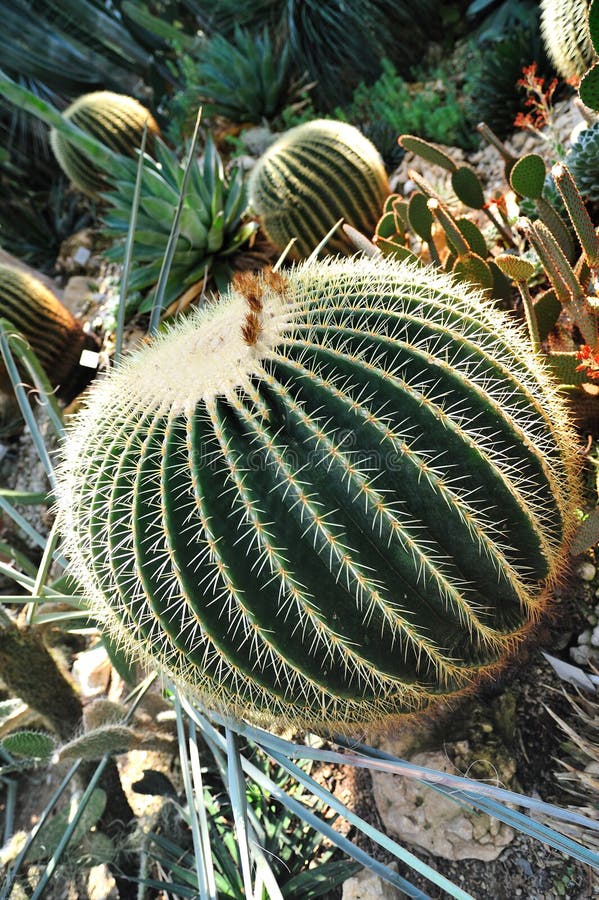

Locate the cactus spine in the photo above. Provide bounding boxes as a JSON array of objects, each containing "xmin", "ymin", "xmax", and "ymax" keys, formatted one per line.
[
  {"xmin": 0, "ymin": 265, "xmax": 95, "ymax": 399},
  {"xmin": 57, "ymin": 257, "xmax": 578, "ymax": 731},
  {"xmin": 248, "ymin": 120, "xmax": 390, "ymax": 260},
  {"xmin": 540, "ymin": 0, "xmax": 596, "ymax": 78},
  {"xmin": 50, "ymin": 91, "xmax": 160, "ymax": 198}
]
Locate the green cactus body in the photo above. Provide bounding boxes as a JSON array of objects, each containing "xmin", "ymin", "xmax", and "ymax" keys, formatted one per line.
[
  {"xmin": 248, "ymin": 120, "xmax": 390, "ymax": 260},
  {"xmin": 57, "ymin": 258, "xmax": 578, "ymax": 731},
  {"xmin": 540, "ymin": 0, "xmax": 596, "ymax": 78},
  {"xmin": 0, "ymin": 265, "xmax": 95, "ymax": 398},
  {"xmin": 50, "ymin": 91, "xmax": 160, "ymax": 198}
]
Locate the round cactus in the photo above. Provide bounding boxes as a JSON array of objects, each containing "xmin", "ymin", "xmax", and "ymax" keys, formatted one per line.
[
  {"xmin": 565, "ymin": 121, "xmax": 599, "ymax": 199},
  {"xmin": 540, "ymin": 0, "xmax": 596, "ymax": 79},
  {"xmin": 0, "ymin": 264, "xmax": 97, "ymax": 400},
  {"xmin": 248, "ymin": 120, "xmax": 390, "ymax": 260},
  {"xmin": 56, "ymin": 257, "xmax": 578, "ymax": 731},
  {"xmin": 50, "ymin": 91, "xmax": 160, "ymax": 198}
]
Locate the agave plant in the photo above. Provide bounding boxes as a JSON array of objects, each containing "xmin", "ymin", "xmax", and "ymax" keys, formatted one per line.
[
  {"xmin": 174, "ymin": 26, "xmax": 310, "ymax": 127},
  {"xmin": 202, "ymin": 0, "xmax": 440, "ymax": 108},
  {"xmin": 102, "ymin": 136, "xmax": 258, "ymax": 313}
]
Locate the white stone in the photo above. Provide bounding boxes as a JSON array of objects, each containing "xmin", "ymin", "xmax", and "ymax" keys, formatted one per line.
[
  {"xmin": 578, "ymin": 628, "xmax": 592, "ymax": 645},
  {"xmin": 576, "ymin": 562, "xmax": 596, "ymax": 582},
  {"xmin": 73, "ymin": 245, "xmax": 91, "ymax": 266},
  {"xmin": 591, "ymin": 625, "xmax": 599, "ymax": 648},
  {"xmin": 372, "ymin": 750, "xmax": 514, "ymax": 861},
  {"xmin": 570, "ymin": 644, "xmax": 593, "ymax": 666},
  {"xmin": 343, "ymin": 863, "xmax": 406, "ymax": 900}
]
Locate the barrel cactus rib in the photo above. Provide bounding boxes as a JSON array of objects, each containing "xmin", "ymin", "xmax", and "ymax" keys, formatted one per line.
[
  {"xmin": 285, "ymin": 321, "xmax": 563, "ymax": 571},
  {"xmin": 0, "ymin": 264, "xmax": 95, "ymax": 399},
  {"xmin": 206, "ymin": 390, "xmax": 414, "ymax": 687},
  {"xmin": 206, "ymin": 396, "xmax": 442, "ymax": 698},
  {"xmin": 272, "ymin": 344, "xmax": 546, "ymax": 631},
  {"xmin": 297, "ymin": 284, "xmax": 577, "ymax": 503},
  {"xmin": 262, "ymin": 371, "xmax": 511, "ymax": 652},
  {"xmin": 57, "ymin": 257, "xmax": 578, "ymax": 730},
  {"xmin": 220, "ymin": 389, "xmax": 466, "ymax": 687},
  {"xmin": 303, "ymin": 308, "xmax": 567, "ymax": 524}
]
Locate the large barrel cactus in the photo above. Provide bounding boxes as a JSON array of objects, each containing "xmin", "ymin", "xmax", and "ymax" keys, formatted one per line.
[
  {"xmin": 0, "ymin": 265, "xmax": 97, "ymax": 400},
  {"xmin": 248, "ymin": 120, "xmax": 390, "ymax": 260},
  {"xmin": 540, "ymin": 0, "xmax": 595, "ymax": 78},
  {"xmin": 57, "ymin": 257, "xmax": 578, "ymax": 730},
  {"xmin": 50, "ymin": 91, "xmax": 160, "ymax": 198}
]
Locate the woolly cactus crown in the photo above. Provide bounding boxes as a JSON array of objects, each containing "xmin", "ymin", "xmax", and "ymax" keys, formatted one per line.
[
  {"xmin": 56, "ymin": 256, "xmax": 578, "ymax": 731},
  {"xmin": 248, "ymin": 120, "xmax": 390, "ymax": 259},
  {"xmin": 50, "ymin": 90, "xmax": 160, "ymax": 198}
]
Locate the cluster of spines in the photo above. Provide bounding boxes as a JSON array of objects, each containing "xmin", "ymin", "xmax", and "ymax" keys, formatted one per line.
[
  {"xmin": 50, "ymin": 91, "xmax": 160, "ymax": 197},
  {"xmin": 248, "ymin": 120, "xmax": 390, "ymax": 260},
  {"xmin": 0, "ymin": 264, "xmax": 91, "ymax": 397},
  {"xmin": 540, "ymin": 0, "xmax": 595, "ymax": 79},
  {"xmin": 57, "ymin": 258, "xmax": 579, "ymax": 730}
]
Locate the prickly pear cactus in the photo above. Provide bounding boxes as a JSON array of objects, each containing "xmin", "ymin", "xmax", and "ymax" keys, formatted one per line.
[
  {"xmin": 57, "ymin": 258, "xmax": 579, "ymax": 730},
  {"xmin": 248, "ymin": 120, "xmax": 390, "ymax": 260},
  {"xmin": 50, "ymin": 91, "xmax": 160, "ymax": 198},
  {"xmin": 0, "ymin": 264, "xmax": 95, "ymax": 399},
  {"xmin": 540, "ymin": 0, "xmax": 596, "ymax": 78}
]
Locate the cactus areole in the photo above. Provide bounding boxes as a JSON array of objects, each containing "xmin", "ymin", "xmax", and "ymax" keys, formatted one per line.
[{"xmin": 57, "ymin": 258, "xmax": 578, "ymax": 730}]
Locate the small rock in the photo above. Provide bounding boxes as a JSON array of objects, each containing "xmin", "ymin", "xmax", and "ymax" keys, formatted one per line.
[
  {"xmin": 578, "ymin": 628, "xmax": 592, "ymax": 645},
  {"xmin": 87, "ymin": 864, "xmax": 118, "ymax": 900},
  {"xmin": 343, "ymin": 863, "xmax": 406, "ymax": 900},
  {"xmin": 62, "ymin": 275, "xmax": 93, "ymax": 318},
  {"xmin": 570, "ymin": 644, "xmax": 593, "ymax": 666},
  {"xmin": 591, "ymin": 625, "xmax": 599, "ymax": 647},
  {"xmin": 576, "ymin": 561, "xmax": 596, "ymax": 582},
  {"xmin": 372, "ymin": 750, "xmax": 514, "ymax": 861},
  {"xmin": 73, "ymin": 245, "xmax": 91, "ymax": 266}
]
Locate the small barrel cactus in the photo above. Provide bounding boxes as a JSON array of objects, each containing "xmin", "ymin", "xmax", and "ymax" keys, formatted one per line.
[
  {"xmin": 57, "ymin": 257, "xmax": 578, "ymax": 731},
  {"xmin": 248, "ymin": 120, "xmax": 390, "ymax": 259},
  {"xmin": 565, "ymin": 121, "xmax": 599, "ymax": 199},
  {"xmin": 50, "ymin": 91, "xmax": 160, "ymax": 198},
  {"xmin": 540, "ymin": 0, "xmax": 596, "ymax": 78},
  {"xmin": 0, "ymin": 265, "xmax": 97, "ymax": 400}
]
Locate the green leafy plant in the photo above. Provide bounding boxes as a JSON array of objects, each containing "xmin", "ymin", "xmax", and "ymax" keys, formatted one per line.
[
  {"xmin": 248, "ymin": 119, "xmax": 390, "ymax": 259},
  {"xmin": 50, "ymin": 90, "xmax": 161, "ymax": 198},
  {"xmin": 468, "ymin": 22, "xmax": 559, "ymax": 139},
  {"xmin": 102, "ymin": 135, "xmax": 258, "ymax": 313},
  {"xmin": 374, "ymin": 132, "xmax": 596, "ymax": 391},
  {"xmin": 341, "ymin": 58, "xmax": 477, "ymax": 151},
  {"xmin": 140, "ymin": 746, "xmax": 360, "ymax": 898},
  {"xmin": 170, "ymin": 26, "xmax": 310, "ymax": 131},
  {"xmin": 202, "ymin": 0, "xmax": 441, "ymax": 109},
  {"xmin": 0, "ymin": 173, "xmax": 95, "ymax": 273}
]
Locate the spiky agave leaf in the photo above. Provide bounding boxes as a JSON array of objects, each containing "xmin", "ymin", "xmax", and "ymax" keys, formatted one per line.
[
  {"xmin": 56, "ymin": 256, "xmax": 579, "ymax": 732},
  {"xmin": 186, "ymin": 26, "xmax": 307, "ymax": 124},
  {"xmin": 102, "ymin": 135, "xmax": 258, "ymax": 313}
]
